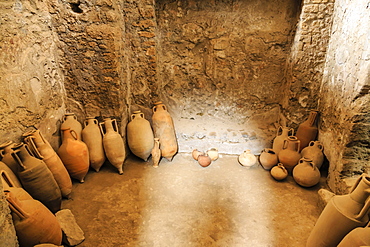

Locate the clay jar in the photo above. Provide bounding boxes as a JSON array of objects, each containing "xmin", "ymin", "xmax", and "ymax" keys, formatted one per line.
[
  {"xmin": 0, "ymin": 140, "xmax": 18, "ymax": 175},
  {"xmin": 127, "ymin": 111, "xmax": 154, "ymax": 161},
  {"xmin": 151, "ymin": 138, "xmax": 161, "ymax": 168},
  {"xmin": 238, "ymin": 149, "xmax": 257, "ymax": 168},
  {"xmin": 278, "ymin": 136, "xmax": 301, "ymax": 173},
  {"xmin": 23, "ymin": 129, "xmax": 72, "ymax": 198},
  {"xmin": 292, "ymin": 158, "xmax": 320, "ymax": 187},
  {"xmin": 57, "ymin": 128, "xmax": 89, "ymax": 183},
  {"xmin": 270, "ymin": 163, "xmax": 288, "ymax": 181},
  {"xmin": 12, "ymin": 143, "xmax": 61, "ymax": 213},
  {"xmin": 259, "ymin": 148, "xmax": 278, "ymax": 170},
  {"xmin": 82, "ymin": 117, "xmax": 106, "ymax": 172},
  {"xmin": 152, "ymin": 102, "xmax": 178, "ymax": 161},
  {"xmin": 338, "ymin": 222, "xmax": 370, "ymax": 247},
  {"xmin": 1, "ymin": 170, "xmax": 33, "ymax": 201},
  {"xmin": 0, "ymin": 161, "xmax": 22, "ymax": 188},
  {"xmin": 206, "ymin": 148, "xmax": 219, "ymax": 161},
  {"xmin": 192, "ymin": 149, "xmax": 204, "ymax": 161},
  {"xmin": 5, "ymin": 191, "xmax": 62, "ymax": 247},
  {"xmin": 300, "ymin": 141, "xmax": 324, "ymax": 169},
  {"xmin": 272, "ymin": 126, "xmax": 294, "ymax": 155},
  {"xmin": 295, "ymin": 110, "xmax": 319, "ymax": 151},
  {"xmin": 61, "ymin": 113, "xmax": 83, "ymax": 140},
  {"xmin": 100, "ymin": 118, "xmax": 125, "ymax": 174},
  {"xmin": 307, "ymin": 173, "xmax": 370, "ymax": 247},
  {"xmin": 198, "ymin": 154, "xmax": 212, "ymax": 167}
]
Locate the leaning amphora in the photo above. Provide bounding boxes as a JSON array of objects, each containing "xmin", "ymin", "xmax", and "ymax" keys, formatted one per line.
[
  {"xmin": 151, "ymin": 138, "xmax": 161, "ymax": 168},
  {"xmin": 100, "ymin": 118, "xmax": 125, "ymax": 174},
  {"xmin": 0, "ymin": 161, "xmax": 22, "ymax": 188},
  {"xmin": 1, "ymin": 170, "xmax": 33, "ymax": 201},
  {"xmin": 5, "ymin": 191, "xmax": 62, "ymax": 247},
  {"xmin": 306, "ymin": 173, "xmax": 370, "ymax": 247},
  {"xmin": 127, "ymin": 111, "xmax": 154, "ymax": 161},
  {"xmin": 152, "ymin": 102, "xmax": 178, "ymax": 161},
  {"xmin": 12, "ymin": 143, "xmax": 61, "ymax": 213},
  {"xmin": 23, "ymin": 129, "xmax": 72, "ymax": 198},
  {"xmin": 82, "ymin": 117, "xmax": 106, "ymax": 172},
  {"xmin": 295, "ymin": 110, "xmax": 319, "ymax": 151},
  {"xmin": 0, "ymin": 140, "xmax": 19, "ymax": 176},
  {"xmin": 57, "ymin": 128, "xmax": 89, "ymax": 183}
]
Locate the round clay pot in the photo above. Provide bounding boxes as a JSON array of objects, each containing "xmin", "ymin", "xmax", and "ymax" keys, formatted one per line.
[
  {"xmin": 300, "ymin": 141, "xmax": 324, "ymax": 169},
  {"xmin": 198, "ymin": 154, "xmax": 212, "ymax": 167},
  {"xmin": 259, "ymin": 148, "xmax": 278, "ymax": 170},
  {"xmin": 82, "ymin": 117, "xmax": 106, "ymax": 172},
  {"xmin": 206, "ymin": 148, "xmax": 219, "ymax": 161},
  {"xmin": 192, "ymin": 149, "xmax": 204, "ymax": 161},
  {"xmin": 270, "ymin": 163, "xmax": 288, "ymax": 181},
  {"xmin": 293, "ymin": 158, "xmax": 320, "ymax": 187},
  {"xmin": 238, "ymin": 149, "xmax": 257, "ymax": 168}
]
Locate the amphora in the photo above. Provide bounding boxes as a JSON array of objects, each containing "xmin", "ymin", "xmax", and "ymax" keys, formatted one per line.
[{"xmin": 272, "ymin": 126, "xmax": 294, "ymax": 155}]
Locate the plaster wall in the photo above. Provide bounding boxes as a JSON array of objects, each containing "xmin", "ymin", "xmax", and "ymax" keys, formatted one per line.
[{"xmin": 318, "ymin": 0, "xmax": 370, "ymax": 193}]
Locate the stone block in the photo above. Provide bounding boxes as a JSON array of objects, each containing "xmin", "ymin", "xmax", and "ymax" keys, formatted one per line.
[
  {"xmin": 317, "ymin": 188, "xmax": 335, "ymax": 210},
  {"xmin": 56, "ymin": 209, "xmax": 85, "ymax": 246}
]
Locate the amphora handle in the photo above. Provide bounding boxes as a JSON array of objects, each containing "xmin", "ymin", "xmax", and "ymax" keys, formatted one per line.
[
  {"xmin": 1, "ymin": 170, "xmax": 15, "ymax": 190},
  {"xmin": 5, "ymin": 191, "xmax": 30, "ymax": 220},
  {"xmin": 355, "ymin": 196, "xmax": 370, "ymax": 220}
]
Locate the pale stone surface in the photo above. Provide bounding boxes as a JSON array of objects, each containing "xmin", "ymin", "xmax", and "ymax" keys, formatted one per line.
[
  {"xmin": 317, "ymin": 188, "xmax": 335, "ymax": 210},
  {"xmin": 56, "ymin": 209, "xmax": 85, "ymax": 246},
  {"xmin": 0, "ymin": 184, "xmax": 18, "ymax": 247}
]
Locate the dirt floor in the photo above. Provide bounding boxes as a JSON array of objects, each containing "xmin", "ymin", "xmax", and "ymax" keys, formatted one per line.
[{"xmin": 62, "ymin": 153, "xmax": 325, "ymax": 247}]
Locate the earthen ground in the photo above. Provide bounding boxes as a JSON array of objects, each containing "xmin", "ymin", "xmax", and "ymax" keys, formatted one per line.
[{"xmin": 62, "ymin": 153, "xmax": 325, "ymax": 247}]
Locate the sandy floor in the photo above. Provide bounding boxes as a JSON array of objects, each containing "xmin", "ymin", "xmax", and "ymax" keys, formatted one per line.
[{"xmin": 62, "ymin": 153, "xmax": 324, "ymax": 247}]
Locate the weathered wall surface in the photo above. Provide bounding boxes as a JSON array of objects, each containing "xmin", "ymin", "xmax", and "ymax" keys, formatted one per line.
[
  {"xmin": 47, "ymin": 0, "xmax": 128, "ymax": 122},
  {"xmin": 0, "ymin": 0, "xmax": 66, "ymax": 244},
  {"xmin": 318, "ymin": 0, "xmax": 370, "ymax": 193},
  {"xmin": 0, "ymin": 184, "xmax": 18, "ymax": 247},
  {"xmin": 155, "ymin": 0, "xmax": 301, "ymax": 154},
  {"xmin": 282, "ymin": 0, "xmax": 334, "ymax": 127}
]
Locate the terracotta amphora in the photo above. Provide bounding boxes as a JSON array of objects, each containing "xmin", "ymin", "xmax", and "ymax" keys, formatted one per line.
[
  {"xmin": 61, "ymin": 113, "xmax": 83, "ymax": 140},
  {"xmin": 306, "ymin": 173, "xmax": 370, "ymax": 247},
  {"xmin": 259, "ymin": 148, "xmax": 278, "ymax": 170},
  {"xmin": 100, "ymin": 118, "xmax": 125, "ymax": 174},
  {"xmin": 337, "ymin": 221, "xmax": 370, "ymax": 247},
  {"xmin": 11, "ymin": 143, "xmax": 61, "ymax": 213},
  {"xmin": 198, "ymin": 154, "xmax": 212, "ymax": 167},
  {"xmin": 152, "ymin": 102, "xmax": 178, "ymax": 161},
  {"xmin": 207, "ymin": 148, "xmax": 219, "ymax": 161},
  {"xmin": 238, "ymin": 149, "xmax": 257, "ymax": 168},
  {"xmin": 272, "ymin": 126, "xmax": 294, "ymax": 155},
  {"xmin": 151, "ymin": 138, "xmax": 161, "ymax": 168},
  {"xmin": 127, "ymin": 111, "xmax": 154, "ymax": 161},
  {"xmin": 295, "ymin": 110, "xmax": 319, "ymax": 151},
  {"xmin": 270, "ymin": 163, "xmax": 288, "ymax": 181},
  {"xmin": 5, "ymin": 191, "xmax": 62, "ymax": 247},
  {"xmin": 300, "ymin": 141, "xmax": 324, "ymax": 169},
  {"xmin": 292, "ymin": 158, "xmax": 320, "ymax": 187},
  {"xmin": 23, "ymin": 129, "xmax": 72, "ymax": 198},
  {"xmin": 192, "ymin": 149, "xmax": 204, "ymax": 161},
  {"xmin": 57, "ymin": 128, "xmax": 89, "ymax": 183},
  {"xmin": 0, "ymin": 161, "xmax": 22, "ymax": 188},
  {"xmin": 82, "ymin": 117, "xmax": 106, "ymax": 172},
  {"xmin": 278, "ymin": 136, "xmax": 301, "ymax": 173},
  {"xmin": 0, "ymin": 140, "xmax": 19, "ymax": 176},
  {"xmin": 1, "ymin": 170, "xmax": 33, "ymax": 201}
]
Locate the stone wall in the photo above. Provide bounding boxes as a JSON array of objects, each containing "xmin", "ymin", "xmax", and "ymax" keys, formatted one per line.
[
  {"xmin": 282, "ymin": 0, "xmax": 334, "ymax": 127},
  {"xmin": 155, "ymin": 0, "xmax": 302, "ymax": 154},
  {"xmin": 0, "ymin": 0, "xmax": 67, "ymax": 244},
  {"xmin": 318, "ymin": 0, "xmax": 370, "ymax": 193}
]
